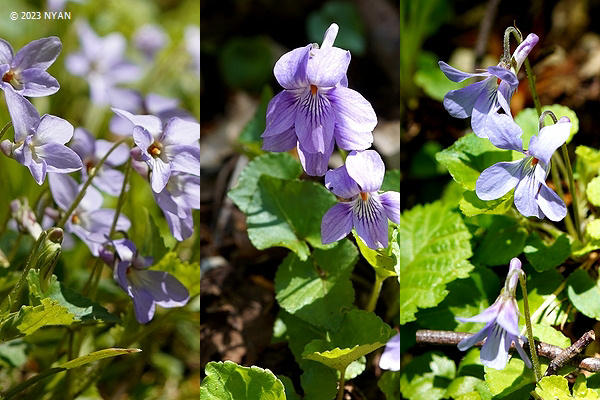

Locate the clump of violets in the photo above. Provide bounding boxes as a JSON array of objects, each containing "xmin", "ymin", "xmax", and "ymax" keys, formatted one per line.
[
  {"xmin": 321, "ymin": 150, "xmax": 399, "ymax": 249},
  {"xmin": 439, "ymin": 33, "xmax": 538, "ymax": 138},
  {"xmin": 0, "ymin": 89, "xmax": 82, "ymax": 184},
  {"xmin": 111, "ymin": 108, "xmax": 200, "ymax": 193},
  {"xmin": 476, "ymin": 113, "xmax": 569, "ymax": 221},
  {"xmin": 100, "ymin": 239, "xmax": 190, "ymax": 324},
  {"xmin": 457, "ymin": 258, "xmax": 531, "ymax": 370},
  {"xmin": 262, "ymin": 23, "xmax": 377, "ymax": 176},
  {"xmin": 0, "ymin": 36, "xmax": 62, "ymax": 100}
]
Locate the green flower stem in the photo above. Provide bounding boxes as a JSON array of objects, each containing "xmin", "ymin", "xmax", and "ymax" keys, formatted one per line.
[
  {"xmin": 518, "ymin": 272, "xmax": 542, "ymax": 381},
  {"xmin": 336, "ymin": 366, "xmax": 347, "ymax": 400},
  {"xmin": 1, "ymin": 366, "xmax": 66, "ymax": 399},
  {"xmin": 0, "ymin": 231, "xmax": 47, "ymax": 313},
  {"xmin": 0, "ymin": 120, "xmax": 13, "ymax": 141},
  {"xmin": 56, "ymin": 137, "xmax": 131, "ymax": 229},
  {"xmin": 560, "ymin": 143, "xmax": 582, "ymax": 240},
  {"xmin": 366, "ymin": 274, "xmax": 385, "ymax": 313},
  {"xmin": 549, "ymin": 156, "xmax": 577, "ymax": 238}
]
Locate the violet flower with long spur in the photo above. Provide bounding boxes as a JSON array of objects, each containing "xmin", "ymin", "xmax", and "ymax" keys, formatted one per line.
[
  {"xmin": 65, "ymin": 21, "xmax": 140, "ymax": 106},
  {"xmin": 0, "ymin": 89, "xmax": 82, "ymax": 184},
  {"xmin": 111, "ymin": 108, "xmax": 199, "ymax": 193},
  {"xmin": 457, "ymin": 258, "xmax": 531, "ymax": 370},
  {"xmin": 439, "ymin": 33, "xmax": 538, "ymax": 138},
  {"xmin": 0, "ymin": 36, "xmax": 61, "ymax": 98},
  {"xmin": 476, "ymin": 113, "xmax": 569, "ymax": 221},
  {"xmin": 48, "ymin": 173, "xmax": 130, "ymax": 256},
  {"xmin": 100, "ymin": 239, "xmax": 189, "ymax": 324},
  {"xmin": 321, "ymin": 150, "xmax": 399, "ymax": 249},
  {"xmin": 261, "ymin": 23, "xmax": 377, "ymax": 176}
]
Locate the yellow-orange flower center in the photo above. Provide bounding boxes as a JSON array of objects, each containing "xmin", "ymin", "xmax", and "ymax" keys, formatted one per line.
[
  {"xmin": 360, "ymin": 192, "xmax": 368, "ymax": 202},
  {"xmin": 71, "ymin": 214, "xmax": 80, "ymax": 224},
  {"xmin": 148, "ymin": 141, "xmax": 163, "ymax": 158},
  {"xmin": 2, "ymin": 71, "xmax": 14, "ymax": 83},
  {"xmin": 310, "ymin": 85, "xmax": 318, "ymax": 95},
  {"xmin": 531, "ymin": 158, "xmax": 539, "ymax": 166}
]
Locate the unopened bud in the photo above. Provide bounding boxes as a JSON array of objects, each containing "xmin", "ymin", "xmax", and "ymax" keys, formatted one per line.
[
  {"xmin": 36, "ymin": 228, "xmax": 63, "ymax": 292},
  {"xmin": 1, "ymin": 139, "xmax": 13, "ymax": 157}
]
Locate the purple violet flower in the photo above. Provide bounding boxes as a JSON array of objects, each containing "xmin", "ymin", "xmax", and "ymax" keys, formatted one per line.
[
  {"xmin": 111, "ymin": 108, "xmax": 200, "ymax": 193},
  {"xmin": 70, "ymin": 127, "xmax": 129, "ymax": 196},
  {"xmin": 379, "ymin": 333, "xmax": 400, "ymax": 371},
  {"xmin": 48, "ymin": 173, "xmax": 130, "ymax": 256},
  {"xmin": 133, "ymin": 24, "xmax": 169, "ymax": 61},
  {"xmin": 65, "ymin": 21, "xmax": 141, "ymax": 106},
  {"xmin": 439, "ymin": 33, "xmax": 538, "ymax": 138},
  {"xmin": 457, "ymin": 258, "xmax": 531, "ymax": 370},
  {"xmin": 100, "ymin": 239, "xmax": 190, "ymax": 324},
  {"xmin": 321, "ymin": 150, "xmax": 399, "ymax": 249},
  {"xmin": 261, "ymin": 23, "xmax": 377, "ymax": 176},
  {"xmin": 0, "ymin": 89, "xmax": 82, "ymax": 184},
  {"xmin": 0, "ymin": 36, "xmax": 61, "ymax": 98},
  {"xmin": 476, "ymin": 113, "xmax": 569, "ymax": 221},
  {"xmin": 153, "ymin": 172, "xmax": 200, "ymax": 241}
]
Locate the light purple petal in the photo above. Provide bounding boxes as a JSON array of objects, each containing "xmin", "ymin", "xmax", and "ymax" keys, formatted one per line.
[
  {"xmin": 35, "ymin": 114, "xmax": 74, "ymax": 145},
  {"xmin": 48, "ymin": 173, "xmax": 79, "ymax": 211},
  {"xmin": 28, "ymin": 159, "xmax": 47, "ymax": 185},
  {"xmin": 325, "ymin": 164, "xmax": 360, "ymax": 198},
  {"xmin": 78, "ymin": 183, "xmax": 104, "ymax": 212},
  {"xmin": 262, "ymin": 90, "xmax": 298, "ymax": 138},
  {"xmin": 19, "ymin": 69, "xmax": 59, "ymax": 97},
  {"xmin": 457, "ymin": 325, "xmax": 490, "ymax": 351},
  {"xmin": 146, "ymin": 93, "xmax": 178, "ymax": 114},
  {"xmin": 496, "ymin": 300, "xmax": 519, "ymax": 336},
  {"xmin": 94, "ymin": 167, "xmax": 125, "ymax": 196},
  {"xmin": 11, "ymin": 37, "xmax": 61, "ymax": 71},
  {"xmin": 438, "ymin": 61, "xmax": 488, "ymax": 83},
  {"xmin": 114, "ymin": 260, "xmax": 129, "ymax": 291},
  {"xmin": 379, "ymin": 192, "xmax": 400, "ymax": 223},
  {"xmin": 297, "ymin": 139, "xmax": 334, "ymax": 177},
  {"xmin": 480, "ymin": 325, "xmax": 510, "ymax": 369},
  {"xmin": 111, "ymin": 108, "xmax": 163, "ymax": 137},
  {"xmin": 131, "ymin": 286, "xmax": 156, "ymax": 324},
  {"xmin": 507, "ymin": 258, "xmax": 522, "ymax": 292},
  {"xmin": 321, "ymin": 202, "xmax": 353, "ymax": 244},
  {"xmin": 3, "ymin": 88, "xmax": 39, "ymax": 142},
  {"xmin": 333, "ymin": 124, "xmax": 373, "ymax": 150},
  {"xmin": 273, "ymin": 45, "xmax": 311, "ymax": 90},
  {"xmin": 485, "ymin": 113, "xmax": 523, "ymax": 152},
  {"xmin": 36, "ymin": 143, "xmax": 83, "ymax": 173},
  {"xmin": 294, "ymin": 92, "xmax": 335, "ymax": 154},
  {"xmin": 345, "ymin": 150, "xmax": 385, "ymax": 193},
  {"xmin": 497, "ymin": 81, "xmax": 514, "ymax": 116},
  {"xmin": 88, "ymin": 209, "xmax": 131, "ymax": 232},
  {"xmin": 132, "ymin": 125, "xmax": 155, "ymax": 159},
  {"xmin": 71, "ymin": 127, "xmax": 95, "ymax": 158},
  {"xmin": 168, "ymin": 145, "xmax": 200, "ymax": 176},
  {"xmin": 379, "ymin": 333, "xmax": 400, "ymax": 371},
  {"xmin": 354, "ymin": 196, "xmax": 388, "ymax": 249},
  {"xmin": 261, "ymin": 127, "xmax": 297, "ymax": 152},
  {"xmin": 456, "ymin": 302, "xmax": 501, "ymax": 324},
  {"xmin": 106, "ymin": 62, "xmax": 141, "ymax": 84},
  {"xmin": 476, "ymin": 159, "xmax": 524, "ymax": 201},
  {"xmin": 65, "ymin": 52, "xmax": 89, "ymax": 76},
  {"xmin": 443, "ymin": 78, "xmax": 491, "ymax": 119},
  {"xmin": 162, "ymin": 118, "xmax": 200, "ymax": 146},
  {"xmin": 514, "ymin": 169, "xmax": 544, "ymax": 218},
  {"xmin": 95, "ymin": 139, "xmax": 130, "ymax": 166},
  {"xmin": 471, "ymin": 79, "xmax": 502, "ymax": 139},
  {"xmin": 0, "ymin": 39, "xmax": 14, "ymax": 64},
  {"xmin": 528, "ymin": 120, "xmax": 571, "ymax": 165},
  {"xmin": 486, "ymin": 66, "xmax": 519, "ymax": 89},
  {"xmin": 150, "ymin": 157, "xmax": 172, "ymax": 192},
  {"xmin": 328, "ymin": 86, "xmax": 377, "ymax": 133},
  {"xmin": 136, "ymin": 270, "xmax": 190, "ymax": 308},
  {"xmin": 307, "ymin": 47, "xmax": 350, "ymax": 87},
  {"xmin": 537, "ymin": 182, "xmax": 567, "ymax": 222},
  {"xmin": 513, "ymin": 336, "xmax": 533, "ymax": 368}
]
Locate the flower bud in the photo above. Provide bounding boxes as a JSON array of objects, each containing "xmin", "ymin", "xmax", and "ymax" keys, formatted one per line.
[
  {"xmin": 0, "ymin": 139, "xmax": 13, "ymax": 157},
  {"xmin": 36, "ymin": 228, "xmax": 63, "ymax": 292},
  {"xmin": 10, "ymin": 197, "xmax": 43, "ymax": 240}
]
